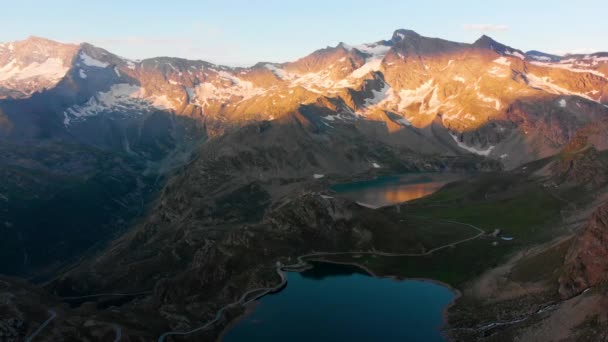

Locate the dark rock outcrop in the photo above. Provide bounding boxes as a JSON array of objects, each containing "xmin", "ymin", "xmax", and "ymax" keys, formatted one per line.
[{"xmin": 559, "ymin": 202, "xmax": 608, "ymax": 298}]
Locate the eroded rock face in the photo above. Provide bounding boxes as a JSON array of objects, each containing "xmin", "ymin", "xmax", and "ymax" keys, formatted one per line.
[
  {"xmin": 560, "ymin": 202, "xmax": 608, "ymax": 298},
  {"xmin": 551, "ymin": 147, "xmax": 608, "ymax": 187},
  {"xmin": 549, "ymin": 124, "xmax": 608, "ymax": 187}
]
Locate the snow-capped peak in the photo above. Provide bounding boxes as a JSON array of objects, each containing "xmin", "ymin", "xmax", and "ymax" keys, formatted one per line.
[{"xmin": 0, "ymin": 37, "xmax": 78, "ymax": 99}]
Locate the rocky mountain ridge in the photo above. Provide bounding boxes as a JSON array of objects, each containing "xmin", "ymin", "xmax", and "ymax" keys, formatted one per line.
[
  {"xmin": 1, "ymin": 30, "xmax": 608, "ymax": 168},
  {"xmin": 560, "ymin": 201, "xmax": 608, "ymax": 298}
]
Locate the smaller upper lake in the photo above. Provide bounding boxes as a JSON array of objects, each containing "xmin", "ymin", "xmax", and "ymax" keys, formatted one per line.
[
  {"xmin": 223, "ymin": 262, "xmax": 455, "ymax": 342},
  {"xmin": 332, "ymin": 173, "xmax": 466, "ymax": 208}
]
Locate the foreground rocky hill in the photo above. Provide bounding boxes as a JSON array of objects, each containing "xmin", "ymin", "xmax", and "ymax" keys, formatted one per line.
[{"xmin": 560, "ymin": 201, "xmax": 608, "ymax": 298}]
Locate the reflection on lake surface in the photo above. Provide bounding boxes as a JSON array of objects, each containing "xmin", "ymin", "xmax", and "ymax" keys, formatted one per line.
[
  {"xmin": 371, "ymin": 181, "xmax": 445, "ymax": 205},
  {"xmin": 332, "ymin": 173, "xmax": 465, "ymax": 208},
  {"xmin": 223, "ymin": 263, "xmax": 455, "ymax": 342}
]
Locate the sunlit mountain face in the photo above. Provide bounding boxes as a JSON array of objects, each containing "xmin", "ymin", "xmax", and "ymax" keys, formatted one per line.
[{"xmin": 1, "ymin": 30, "xmax": 607, "ymax": 168}]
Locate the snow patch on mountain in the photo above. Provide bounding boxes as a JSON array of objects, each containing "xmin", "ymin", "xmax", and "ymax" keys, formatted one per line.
[
  {"xmin": 262, "ymin": 43, "xmax": 391, "ymax": 94},
  {"xmin": 192, "ymin": 73, "xmax": 267, "ymax": 104},
  {"xmin": 493, "ymin": 57, "xmax": 511, "ymax": 66},
  {"xmin": 463, "ymin": 113, "xmax": 476, "ymax": 121},
  {"xmin": 287, "ymin": 69, "xmax": 352, "ymax": 94},
  {"xmin": 126, "ymin": 60, "xmax": 136, "ymax": 70},
  {"xmin": 530, "ymin": 61, "xmax": 606, "ymax": 78},
  {"xmin": 264, "ymin": 64, "xmax": 295, "ymax": 81},
  {"xmin": 476, "ymin": 91, "xmax": 501, "ymax": 110},
  {"xmin": 337, "ymin": 42, "xmax": 390, "ymax": 81},
  {"xmin": 80, "ymin": 52, "xmax": 109, "ymax": 68},
  {"xmin": 505, "ymin": 50, "xmax": 525, "ymax": 60},
  {"xmin": 349, "ymin": 58, "xmax": 383, "ymax": 79},
  {"xmin": 0, "ymin": 58, "xmax": 68, "ymax": 82},
  {"xmin": 450, "ymin": 133, "xmax": 495, "ymax": 156},
  {"xmin": 528, "ymin": 55, "xmax": 553, "ymax": 62},
  {"xmin": 63, "ymin": 83, "xmax": 175, "ymax": 126},
  {"xmin": 581, "ymin": 55, "xmax": 608, "ymax": 63},
  {"xmin": 441, "ymin": 60, "xmax": 454, "ymax": 71},
  {"xmin": 363, "ymin": 82, "xmax": 390, "ymax": 107},
  {"xmin": 354, "ymin": 43, "xmax": 391, "ymax": 57},
  {"xmin": 396, "ymin": 79, "xmax": 437, "ymax": 112},
  {"xmin": 322, "ymin": 113, "xmax": 358, "ymax": 122},
  {"xmin": 488, "ymin": 66, "xmax": 509, "ymax": 77},
  {"xmin": 526, "ymin": 74, "xmax": 595, "ymax": 101}
]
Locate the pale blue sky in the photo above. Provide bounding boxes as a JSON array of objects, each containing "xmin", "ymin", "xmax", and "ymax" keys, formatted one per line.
[{"xmin": 1, "ymin": 0, "xmax": 606, "ymax": 66}]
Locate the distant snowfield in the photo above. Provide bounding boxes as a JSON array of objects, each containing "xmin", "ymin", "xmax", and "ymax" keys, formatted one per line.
[
  {"xmin": 0, "ymin": 57, "xmax": 68, "ymax": 82},
  {"xmin": 262, "ymin": 42, "xmax": 391, "ymax": 94},
  {"xmin": 192, "ymin": 70, "xmax": 267, "ymax": 105},
  {"xmin": 63, "ymin": 83, "xmax": 176, "ymax": 126},
  {"xmin": 363, "ymin": 81, "xmax": 390, "ymax": 107},
  {"xmin": 526, "ymin": 74, "xmax": 596, "ymax": 101},
  {"xmin": 394, "ymin": 79, "xmax": 439, "ymax": 113},
  {"xmin": 530, "ymin": 60, "xmax": 607, "ymax": 78}
]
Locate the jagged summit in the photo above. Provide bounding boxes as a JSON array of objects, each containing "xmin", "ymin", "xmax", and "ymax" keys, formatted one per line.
[
  {"xmin": 390, "ymin": 29, "xmax": 467, "ymax": 55},
  {"xmin": 391, "ymin": 29, "xmax": 421, "ymax": 42},
  {"xmin": 337, "ymin": 41, "xmax": 352, "ymax": 50},
  {"xmin": 473, "ymin": 35, "xmax": 505, "ymax": 50},
  {"xmin": 472, "ymin": 35, "xmax": 525, "ymax": 58}
]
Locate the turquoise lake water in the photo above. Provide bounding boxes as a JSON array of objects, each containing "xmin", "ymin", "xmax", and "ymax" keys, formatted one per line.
[{"xmin": 223, "ymin": 263, "xmax": 455, "ymax": 342}]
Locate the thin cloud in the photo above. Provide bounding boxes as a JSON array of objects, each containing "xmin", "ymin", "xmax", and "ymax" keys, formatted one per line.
[{"xmin": 462, "ymin": 24, "xmax": 509, "ymax": 32}]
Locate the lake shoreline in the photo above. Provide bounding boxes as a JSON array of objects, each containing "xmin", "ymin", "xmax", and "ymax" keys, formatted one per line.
[
  {"xmin": 219, "ymin": 257, "xmax": 460, "ymax": 341},
  {"xmin": 216, "ymin": 301, "xmax": 259, "ymax": 342},
  {"xmin": 215, "ymin": 174, "xmax": 472, "ymax": 341}
]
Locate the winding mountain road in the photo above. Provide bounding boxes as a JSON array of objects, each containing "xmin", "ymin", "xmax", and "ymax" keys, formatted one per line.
[
  {"xmin": 109, "ymin": 323, "xmax": 122, "ymax": 342},
  {"xmin": 157, "ymin": 216, "xmax": 486, "ymax": 341},
  {"xmin": 24, "ymin": 309, "xmax": 56, "ymax": 342},
  {"xmin": 157, "ymin": 267, "xmax": 288, "ymax": 342},
  {"xmin": 60, "ymin": 291, "xmax": 153, "ymax": 301}
]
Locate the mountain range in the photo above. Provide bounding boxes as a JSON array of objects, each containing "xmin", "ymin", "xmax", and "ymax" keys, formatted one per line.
[
  {"xmin": 1, "ymin": 29, "xmax": 608, "ymax": 341},
  {"xmin": 2, "ymin": 31, "xmax": 607, "ymax": 166}
]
